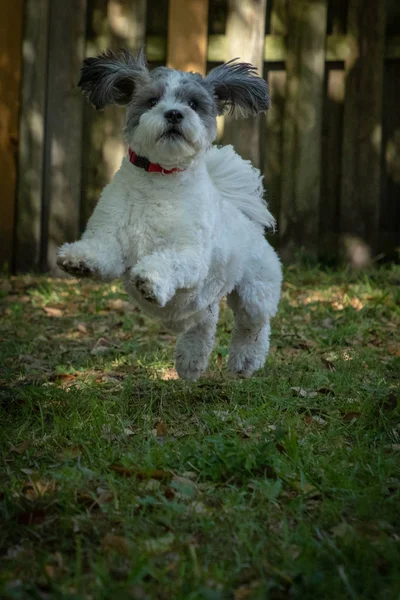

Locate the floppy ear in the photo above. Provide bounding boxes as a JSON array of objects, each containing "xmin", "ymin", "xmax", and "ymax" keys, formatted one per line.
[
  {"xmin": 204, "ymin": 59, "xmax": 269, "ymax": 117},
  {"xmin": 78, "ymin": 48, "xmax": 149, "ymax": 110}
]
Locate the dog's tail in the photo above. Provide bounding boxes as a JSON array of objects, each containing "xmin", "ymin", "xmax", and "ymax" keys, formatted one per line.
[{"xmin": 205, "ymin": 145, "xmax": 276, "ymax": 230}]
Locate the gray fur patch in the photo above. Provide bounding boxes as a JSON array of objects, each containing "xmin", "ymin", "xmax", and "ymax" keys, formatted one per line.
[
  {"xmin": 204, "ymin": 60, "xmax": 269, "ymax": 117},
  {"xmin": 79, "ymin": 48, "xmax": 149, "ymax": 110}
]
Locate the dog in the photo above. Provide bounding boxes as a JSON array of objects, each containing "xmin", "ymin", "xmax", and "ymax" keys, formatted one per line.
[{"xmin": 57, "ymin": 49, "xmax": 282, "ymax": 381}]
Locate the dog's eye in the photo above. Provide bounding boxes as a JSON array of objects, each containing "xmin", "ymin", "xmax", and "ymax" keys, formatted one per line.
[
  {"xmin": 188, "ymin": 99, "xmax": 198, "ymax": 110},
  {"xmin": 148, "ymin": 98, "xmax": 159, "ymax": 108}
]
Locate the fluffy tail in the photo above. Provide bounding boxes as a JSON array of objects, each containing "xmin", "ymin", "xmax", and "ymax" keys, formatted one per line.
[{"xmin": 205, "ymin": 145, "xmax": 276, "ymax": 230}]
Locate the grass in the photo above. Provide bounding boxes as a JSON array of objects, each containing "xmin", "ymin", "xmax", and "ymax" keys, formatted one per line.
[{"xmin": 0, "ymin": 265, "xmax": 399, "ymax": 599}]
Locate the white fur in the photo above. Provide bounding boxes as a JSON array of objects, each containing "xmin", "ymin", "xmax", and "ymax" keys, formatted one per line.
[{"xmin": 58, "ymin": 143, "xmax": 282, "ymax": 380}]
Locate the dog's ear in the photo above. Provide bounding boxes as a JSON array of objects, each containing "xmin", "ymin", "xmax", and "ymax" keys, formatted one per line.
[
  {"xmin": 204, "ymin": 59, "xmax": 269, "ymax": 117},
  {"xmin": 79, "ymin": 48, "xmax": 149, "ymax": 110}
]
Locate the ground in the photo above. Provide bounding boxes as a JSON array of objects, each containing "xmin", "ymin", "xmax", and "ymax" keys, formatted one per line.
[{"xmin": 0, "ymin": 265, "xmax": 399, "ymax": 600}]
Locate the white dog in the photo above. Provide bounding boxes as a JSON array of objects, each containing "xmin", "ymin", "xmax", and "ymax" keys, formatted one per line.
[{"xmin": 57, "ymin": 49, "xmax": 282, "ymax": 381}]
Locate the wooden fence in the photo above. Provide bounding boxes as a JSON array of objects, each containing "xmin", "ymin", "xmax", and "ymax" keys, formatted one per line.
[{"xmin": 1, "ymin": 0, "xmax": 400, "ymax": 273}]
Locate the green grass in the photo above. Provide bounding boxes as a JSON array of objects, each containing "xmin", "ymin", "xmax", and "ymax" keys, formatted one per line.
[{"xmin": 0, "ymin": 265, "xmax": 399, "ymax": 599}]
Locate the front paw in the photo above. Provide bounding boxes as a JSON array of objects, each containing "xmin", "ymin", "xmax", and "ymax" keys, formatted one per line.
[
  {"xmin": 134, "ymin": 276, "xmax": 159, "ymax": 304},
  {"xmin": 57, "ymin": 246, "xmax": 96, "ymax": 278},
  {"xmin": 131, "ymin": 269, "xmax": 173, "ymax": 308}
]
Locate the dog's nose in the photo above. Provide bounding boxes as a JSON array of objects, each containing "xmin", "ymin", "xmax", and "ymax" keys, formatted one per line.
[{"xmin": 165, "ymin": 109, "xmax": 184, "ymax": 124}]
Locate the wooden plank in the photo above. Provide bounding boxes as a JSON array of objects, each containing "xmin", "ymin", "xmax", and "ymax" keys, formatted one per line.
[
  {"xmin": 15, "ymin": 0, "xmax": 50, "ymax": 272},
  {"xmin": 0, "ymin": 0, "xmax": 24, "ymax": 272},
  {"xmin": 340, "ymin": 0, "xmax": 386, "ymax": 258},
  {"xmin": 280, "ymin": 0, "xmax": 328, "ymax": 260},
  {"xmin": 42, "ymin": 0, "xmax": 87, "ymax": 273},
  {"xmin": 319, "ymin": 67, "xmax": 345, "ymax": 260},
  {"xmin": 167, "ymin": 0, "xmax": 209, "ymax": 74},
  {"xmin": 380, "ymin": 60, "xmax": 400, "ymax": 256},
  {"xmin": 261, "ymin": 0, "xmax": 287, "ymax": 234},
  {"xmin": 223, "ymin": 0, "xmax": 267, "ymax": 167},
  {"xmin": 148, "ymin": 33, "xmax": 400, "ymax": 63},
  {"xmin": 81, "ymin": 0, "xmax": 147, "ymax": 227}
]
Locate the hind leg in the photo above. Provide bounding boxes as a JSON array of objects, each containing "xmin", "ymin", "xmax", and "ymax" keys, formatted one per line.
[
  {"xmin": 175, "ymin": 304, "xmax": 219, "ymax": 381},
  {"xmin": 228, "ymin": 245, "xmax": 281, "ymax": 377}
]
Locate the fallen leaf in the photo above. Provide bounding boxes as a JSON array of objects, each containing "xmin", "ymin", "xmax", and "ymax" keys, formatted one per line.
[
  {"xmin": 217, "ymin": 353, "xmax": 223, "ymax": 369},
  {"xmin": 102, "ymin": 533, "xmax": 130, "ymax": 556},
  {"xmin": 91, "ymin": 337, "xmax": 114, "ymax": 355},
  {"xmin": 110, "ymin": 465, "xmax": 172, "ymax": 481},
  {"xmin": 76, "ymin": 323, "xmax": 88, "ymax": 334},
  {"xmin": 160, "ymin": 368, "xmax": 179, "ymax": 380},
  {"xmin": 234, "ymin": 581, "xmax": 261, "ymax": 600},
  {"xmin": 43, "ymin": 306, "xmax": 63, "ymax": 318},
  {"xmin": 291, "ymin": 387, "xmax": 318, "ymax": 398},
  {"xmin": 44, "ymin": 565, "xmax": 56, "ymax": 579},
  {"xmin": 23, "ymin": 479, "xmax": 56, "ymax": 501},
  {"xmin": 155, "ymin": 421, "xmax": 168, "ymax": 437},
  {"xmin": 106, "ymin": 299, "xmax": 131, "ymax": 313},
  {"xmin": 10, "ymin": 440, "xmax": 30, "ymax": 454},
  {"xmin": 343, "ymin": 411, "xmax": 361, "ymax": 422}
]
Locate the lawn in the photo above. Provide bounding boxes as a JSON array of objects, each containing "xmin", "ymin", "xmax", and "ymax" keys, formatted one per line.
[{"xmin": 0, "ymin": 265, "xmax": 399, "ymax": 599}]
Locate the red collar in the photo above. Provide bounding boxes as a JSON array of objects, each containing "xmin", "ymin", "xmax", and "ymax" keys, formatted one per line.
[{"xmin": 128, "ymin": 148, "xmax": 184, "ymax": 174}]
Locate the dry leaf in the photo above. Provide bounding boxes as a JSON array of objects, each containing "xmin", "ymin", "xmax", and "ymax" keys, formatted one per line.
[
  {"xmin": 91, "ymin": 337, "xmax": 113, "ymax": 355},
  {"xmin": 76, "ymin": 323, "xmax": 88, "ymax": 334},
  {"xmin": 155, "ymin": 422, "xmax": 168, "ymax": 437},
  {"xmin": 11, "ymin": 440, "xmax": 30, "ymax": 454},
  {"xmin": 43, "ymin": 306, "xmax": 63, "ymax": 318},
  {"xmin": 110, "ymin": 465, "xmax": 172, "ymax": 481},
  {"xmin": 343, "ymin": 411, "xmax": 361, "ymax": 422},
  {"xmin": 102, "ymin": 533, "xmax": 130, "ymax": 556}
]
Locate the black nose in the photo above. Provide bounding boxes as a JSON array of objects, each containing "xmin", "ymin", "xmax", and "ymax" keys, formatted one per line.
[{"xmin": 165, "ymin": 109, "xmax": 184, "ymax": 124}]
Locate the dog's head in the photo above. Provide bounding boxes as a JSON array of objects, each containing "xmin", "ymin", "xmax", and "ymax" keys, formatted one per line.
[{"xmin": 79, "ymin": 49, "xmax": 269, "ymax": 168}]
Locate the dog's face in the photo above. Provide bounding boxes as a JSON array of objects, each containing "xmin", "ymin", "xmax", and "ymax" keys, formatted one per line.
[{"xmin": 79, "ymin": 49, "xmax": 269, "ymax": 168}]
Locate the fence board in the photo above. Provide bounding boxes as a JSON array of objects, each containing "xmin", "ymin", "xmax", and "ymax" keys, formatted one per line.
[
  {"xmin": 0, "ymin": 0, "xmax": 24, "ymax": 271},
  {"xmin": 223, "ymin": 0, "xmax": 267, "ymax": 167},
  {"xmin": 280, "ymin": 0, "xmax": 328, "ymax": 260},
  {"xmin": 380, "ymin": 60, "xmax": 400, "ymax": 255},
  {"xmin": 319, "ymin": 67, "xmax": 345, "ymax": 259},
  {"xmin": 82, "ymin": 0, "xmax": 147, "ymax": 227},
  {"xmin": 340, "ymin": 0, "xmax": 386, "ymax": 255},
  {"xmin": 167, "ymin": 0, "xmax": 209, "ymax": 74},
  {"xmin": 42, "ymin": 0, "xmax": 87, "ymax": 273},
  {"xmin": 15, "ymin": 0, "xmax": 49, "ymax": 272},
  {"xmin": 262, "ymin": 0, "xmax": 287, "ymax": 228}
]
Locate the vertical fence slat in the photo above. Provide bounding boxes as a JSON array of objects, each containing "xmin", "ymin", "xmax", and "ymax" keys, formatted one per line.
[
  {"xmin": 167, "ymin": 0, "xmax": 209, "ymax": 74},
  {"xmin": 15, "ymin": 0, "xmax": 49, "ymax": 272},
  {"xmin": 223, "ymin": 0, "xmax": 267, "ymax": 167},
  {"xmin": 262, "ymin": 0, "xmax": 287, "ymax": 236},
  {"xmin": 340, "ymin": 0, "xmax": 386, "ymax": 256},
  {"xmin": 319, "ymin": 67, "xmax": 345, "ymax": 259},
  {"xmin": 81, "ymin": 0, "xmax": 147, "ymax": 227},
  {"xmin": 42, "ymin": 0, "xmax": 87, "ymax": 273},
  {"xmin": 0, "ymin": 0, "xmax": 24, "ymax": 271},
  {"xmin": 280, "ymin": 0, "xmax": 328, "ymax": 260}
]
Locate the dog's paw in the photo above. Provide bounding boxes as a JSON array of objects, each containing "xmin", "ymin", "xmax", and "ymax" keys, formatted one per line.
[
  {"xmin": 134, "ymin": 276, "xmax": 159, "ymax": 304},
  {"xmin": 131, "ymin": 267, "xmax": 173, "ymax": 307},
  {"xmin": 57, "ymin": 252, "xmax": 95, "ymax": 278}
]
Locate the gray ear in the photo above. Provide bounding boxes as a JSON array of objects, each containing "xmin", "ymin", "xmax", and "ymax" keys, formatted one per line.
[
  {"xmin": 79, "ymin": 48, "xmax": 149, "ymax": 110},
  {"xmin": 204, "ymin": 59, "xmax": 269, "ymax": 117}
]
